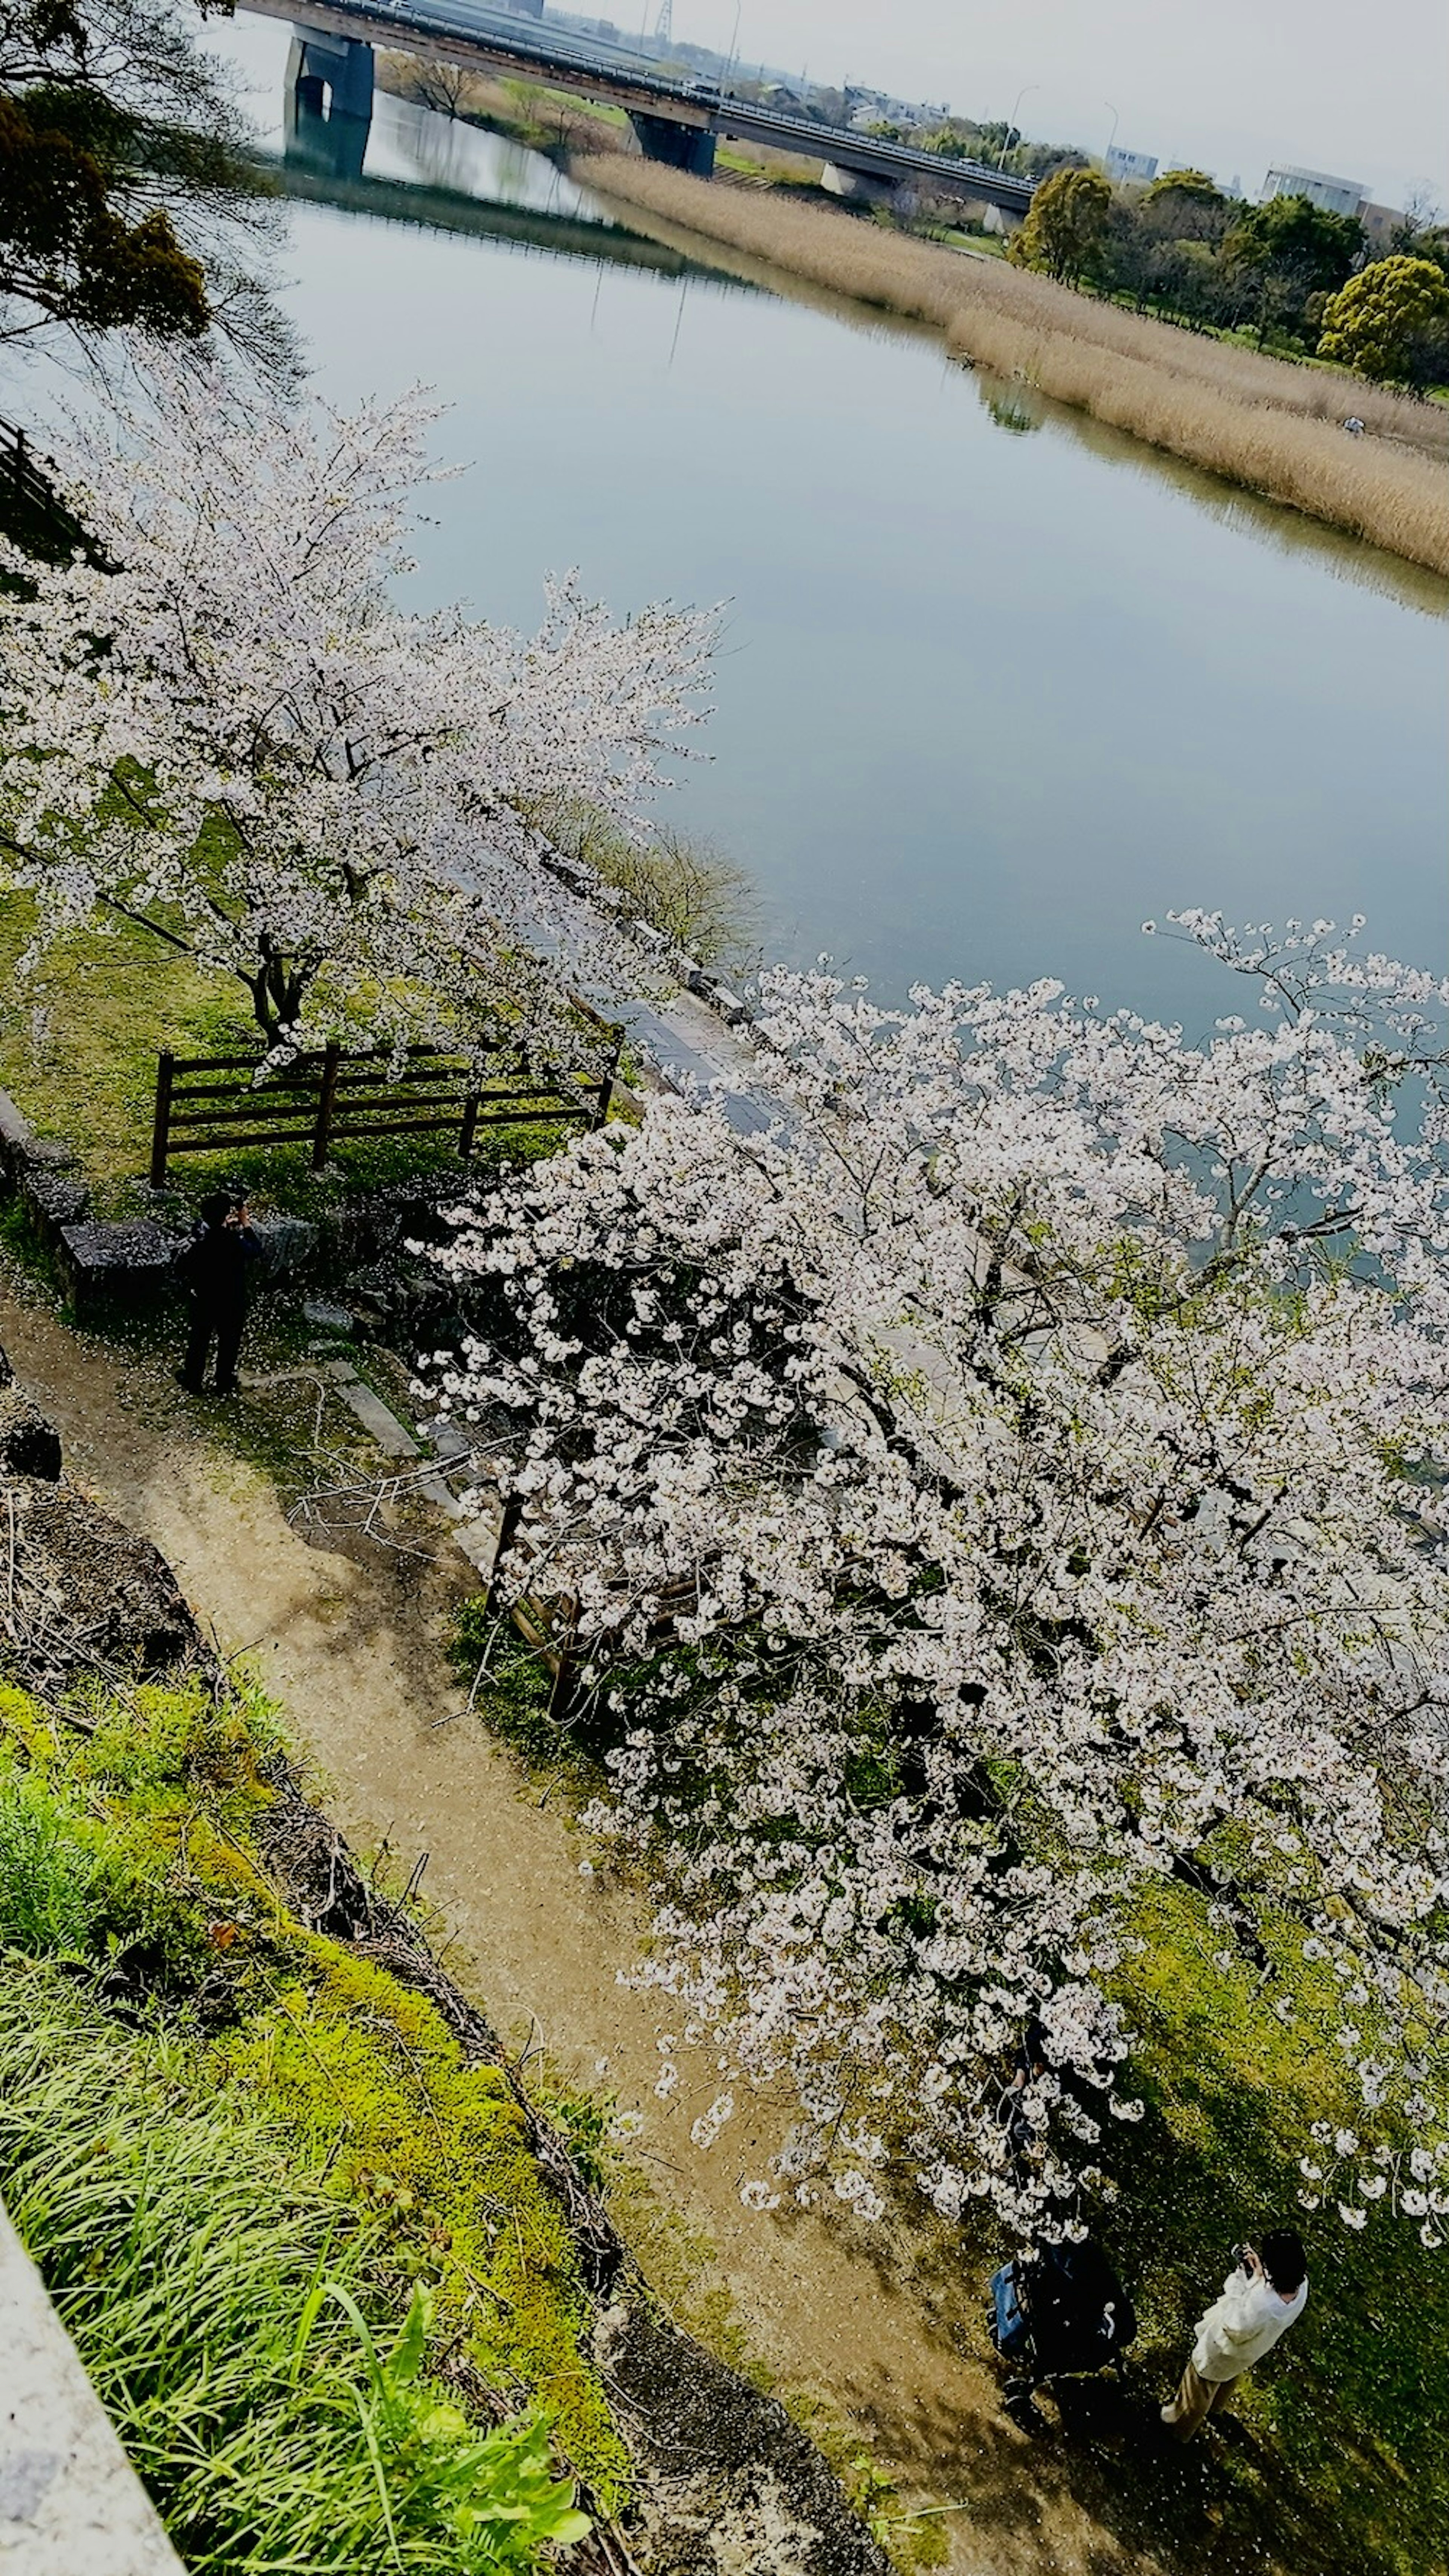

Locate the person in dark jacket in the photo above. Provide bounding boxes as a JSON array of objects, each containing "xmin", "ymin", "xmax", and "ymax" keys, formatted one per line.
[{"xmin": 176, "ymin": 1190, "xmax": 261, "ymax": 1396}]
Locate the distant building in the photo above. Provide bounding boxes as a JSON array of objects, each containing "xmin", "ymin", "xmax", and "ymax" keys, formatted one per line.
[
  {"xmin": 1260, "ymin": 165, "xmax": 1369, "ymax": 218},
  {"xmin": 1361, "ymin": 201, "xmax": 1408, "ymax": 251},
  {"xmin": 1106, "ymin": 146, "xmax": 1158, "ymax": 184}
]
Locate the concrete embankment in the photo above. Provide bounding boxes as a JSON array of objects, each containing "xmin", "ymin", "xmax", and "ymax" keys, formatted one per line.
[{"xmin": 0, "ymin": 2202, "xmax": 185, "ymax": 2576}]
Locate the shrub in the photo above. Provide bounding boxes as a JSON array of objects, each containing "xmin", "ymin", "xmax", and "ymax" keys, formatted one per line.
[{"xmin": 1318, "ymin": 255, "xmax": 1449, "ymax": 388}]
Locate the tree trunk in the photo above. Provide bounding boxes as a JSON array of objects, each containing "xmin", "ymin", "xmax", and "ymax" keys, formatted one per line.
[{"xmin": 244, "ymin": 943, "xmax": 310, "ymax": 1048}]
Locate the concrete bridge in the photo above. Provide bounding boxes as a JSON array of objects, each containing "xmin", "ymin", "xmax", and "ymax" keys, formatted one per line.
[{"xmin": 246, "ymin": 0, "xmax": 1036, "ymax": 217}]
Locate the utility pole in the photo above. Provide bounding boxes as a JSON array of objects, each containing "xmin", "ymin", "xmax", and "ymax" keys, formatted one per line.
[
  {"xmin": 654, "ymin": 0, "xmax": 672, "ymax": 41},
  {"xmin": 1001, "ymin": 82, "xmax": 1039, "ymax": 171}
]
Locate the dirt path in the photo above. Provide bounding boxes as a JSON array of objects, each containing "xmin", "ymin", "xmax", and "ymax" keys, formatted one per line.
[{"xmin": 2, "ymin": 1279, "xmax": 1206, "ymax": 2576}]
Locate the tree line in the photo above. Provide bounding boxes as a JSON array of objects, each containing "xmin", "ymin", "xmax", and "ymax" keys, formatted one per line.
[{"xmin": 1006, "ymin": 165, "xmax": 1449, "ymax": 389}]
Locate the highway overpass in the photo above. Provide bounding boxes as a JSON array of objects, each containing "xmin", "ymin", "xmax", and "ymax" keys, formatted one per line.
[{"xmin": 243, "ymin": 0, "xmax": 1037, "ymax": 215}]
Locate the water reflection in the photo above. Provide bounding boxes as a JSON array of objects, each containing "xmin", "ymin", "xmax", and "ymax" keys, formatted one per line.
[
  {"xmin": 367, "ymin": 96, "xmax": 589, "ymax": 215},
  {"xmin": 275, "ymin": 86, "xmax": 747, "ymax": 287},
  {"xmin": 983, "ymin": 388, "xmax": 1043, "ymax": 436}
]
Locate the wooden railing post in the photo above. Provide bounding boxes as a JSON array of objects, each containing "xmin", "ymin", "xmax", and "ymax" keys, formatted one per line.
[
  {"xmin": 482, "ymin": 1492, "xmax": 525, "ymax": 1619},
  {"xmin": 150, "ymin": 1052, "xmax": 175, "ymax": 1190},
  {"xmin": 312, "ymin": 1041, "xmax": 342, "ymax": 1171},
  {"xmin": 458, "ymin": 1088, "xmax": 481, "ymax": 1161},
  {"xmin": 547, "ymin": 1595, "xmax": 580, "ymax": 1726},
  {"xmin": 548, "ymin": 1647, "xmax": 575, "ymax": 1726}
]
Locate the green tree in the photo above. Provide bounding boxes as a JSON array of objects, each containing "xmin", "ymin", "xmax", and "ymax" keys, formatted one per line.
[
  {"xmin": 1141, "ymin": 166, "xmax": 1230, "ymax": 243},
  {"xmin": 1317, "ymin": 253, "xmax": 1449, "ymax": 387},
  {"xmin": 1006, "ymin": 163, "xmax": 1112, "ymax": 284},
  {"xmin": 921, "ymin": 123, "xmax": 977, "ymax": 160},
  {"xmin": 1406, "ymin": 222, "xmax": 1449, "ymax": 281},
  {"xmin": 1222, "ymin": 190, "xmax": 1364, "ymax": 341},
  {"xmin": 1144, "ymin": 166, "xmax": 1223, "ymax": 206},
  {"xmin": 0, "ymin": 0, "xmax": 289, "ymax": 372}
]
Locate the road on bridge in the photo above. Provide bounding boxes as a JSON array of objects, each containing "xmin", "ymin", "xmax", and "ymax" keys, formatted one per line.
[{"xmin": 244, "ymin": 0, "xmax": 1037, "ymax": 211}]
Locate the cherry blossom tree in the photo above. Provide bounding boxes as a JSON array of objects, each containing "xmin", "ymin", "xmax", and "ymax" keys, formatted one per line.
[
  {"xmin": 423, "ymin": 916, "xmax": 1449, "ymax": 2242},
  {"xmin": 0, "ymin": 364, "xmax": 714, "ymax": 1071}
]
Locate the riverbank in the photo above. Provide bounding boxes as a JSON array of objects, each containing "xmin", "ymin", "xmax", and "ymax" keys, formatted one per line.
[
  {"xmin": 566, "ymin": 152, "xmax": 1449, "ymax": 578},
  {"xmin": 12, "ymin": 1127, "xmax": 1449, "ymax": 2576}
]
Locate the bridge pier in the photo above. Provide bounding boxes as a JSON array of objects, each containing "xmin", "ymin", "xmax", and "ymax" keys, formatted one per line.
[
  {"xmin": 285, "ymin": 27, "xmax": 374, "ymax": 179},
  {"xmin": 629, "ymin": 113, "xmax": 716, "ymax": 177},
  {"xmin": 820, "ymin": 163, "xmax": 900, "ymax": 208}
]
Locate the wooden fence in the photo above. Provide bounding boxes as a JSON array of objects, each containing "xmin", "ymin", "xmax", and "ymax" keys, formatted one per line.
[
  {"xmin": 149, "ymin": 1031, "xmax": 621, "ymax": 1188},
  {"xmin": 0, "ymin": 415, "xmax": 90, "ymax": 558}
]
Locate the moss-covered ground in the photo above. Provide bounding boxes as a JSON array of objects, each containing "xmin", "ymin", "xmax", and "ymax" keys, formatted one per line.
[{"xmin": 0, "ymin": 1675, "xmax": 629, "ymax": 2569}]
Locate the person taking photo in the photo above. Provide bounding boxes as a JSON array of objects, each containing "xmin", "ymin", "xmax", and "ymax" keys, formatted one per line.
[
  {"xmin": 1161, "ymin": 2229, "xmax": 1308, "ymax": 2441},
  {"xmin": 175, "ymin": 1189, "xmax": 261, "ymax": 1398}
]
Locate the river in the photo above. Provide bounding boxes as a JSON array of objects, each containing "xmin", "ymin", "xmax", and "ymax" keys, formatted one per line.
[{"xmin": 217, "ymin": 18, "xmax": 1449, "ymax": 1031}]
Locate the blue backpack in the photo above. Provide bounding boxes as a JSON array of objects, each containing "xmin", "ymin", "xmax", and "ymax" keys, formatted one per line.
[{"xmin": 989, "ymin": 2260, "xmax": 1031, "ymax": 2361}]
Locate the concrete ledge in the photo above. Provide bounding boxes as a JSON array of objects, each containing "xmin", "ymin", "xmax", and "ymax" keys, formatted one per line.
[
  {"xmin": 57, "ymin": 1221, "xmax": 182, "ymax": 1319},
  {"xmin": 0, "ymin": 2198, "xmax": 186, "ymax": 2574}
]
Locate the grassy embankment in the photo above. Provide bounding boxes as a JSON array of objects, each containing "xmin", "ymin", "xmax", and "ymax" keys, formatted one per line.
[
  {"xmin": 1109, "ymin": 1878, "xmax": 1446, "ymax": 2576},
  {"xmin": 0, "ymin": 1675, "xmax": 624, "ymax": 2571},
  {"xmin": 565, "ymin": 153, "xmax": 1449, "ymax": 578},
  {"xmin": 0, "ymin": 899, "xmax": 580, "ymax": 1220}
]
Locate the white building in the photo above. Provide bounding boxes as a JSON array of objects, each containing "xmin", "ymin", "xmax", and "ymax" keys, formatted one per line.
[
  {"xmin": 1260, "ymin": 166, "xmax": 1368, "ymax": 218},
  {"xmin": 1106, "ymin": 146, "xmax": 1158, "ymax": 184}
]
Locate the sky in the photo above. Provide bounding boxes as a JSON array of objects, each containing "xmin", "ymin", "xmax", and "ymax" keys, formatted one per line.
[{"xmin": 664, "ymin": 0, "xmax": 1449, "ymax": 214}]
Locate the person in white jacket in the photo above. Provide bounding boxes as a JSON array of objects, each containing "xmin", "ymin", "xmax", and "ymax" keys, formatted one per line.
[{"xmin": 1161, "ymin": 2230, "xmax": 1308, "ymax": 2440}]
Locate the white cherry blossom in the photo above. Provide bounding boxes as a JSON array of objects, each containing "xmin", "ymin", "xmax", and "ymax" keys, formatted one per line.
[
  {"xmin": 0, "ymin": 364, "xmax": 714, "ymax": 1068},
  {"xmin": 424, "ymin": 919, "xmax": 1449, "ymax": 2238}
]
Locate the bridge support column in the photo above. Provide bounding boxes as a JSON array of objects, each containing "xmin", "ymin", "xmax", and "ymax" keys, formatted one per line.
[
  {"xmin": 285, "ymin": 28, "xmax": 374, "ymax": 178},
  {"xmin": 629, "ymin": 114, "xmax": 715, "ymax": 177},
  {"xmin": 820, "ymin": 163, "xmax": 899, "ymax": 208}
]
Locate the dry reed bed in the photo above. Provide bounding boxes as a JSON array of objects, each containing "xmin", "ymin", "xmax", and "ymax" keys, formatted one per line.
[{"xmin": 572, "ymin": 152, "xmax": 1449, "ymax": 577}]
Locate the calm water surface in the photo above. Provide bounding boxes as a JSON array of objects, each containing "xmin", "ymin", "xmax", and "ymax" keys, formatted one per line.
[{"xmin": 210, "ymin": 22, "xmax": 1449, "ymax": 1029}]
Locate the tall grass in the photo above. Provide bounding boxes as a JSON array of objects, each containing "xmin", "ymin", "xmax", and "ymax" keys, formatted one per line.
[
  {"xmin": 571, "ymin": 154, "xmax": 1449, "ymax": 577},
  {"xmin": 0, "ymin": 1681, "xmax": 614, "ymax": 2567},
  {"xmin": 0, "ymin": 1970, "xmax": 583, "ymax": 2574},
  {"xmin": 0, "ymin": 1772, "xmax": 112, "ymax": 1950}
]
